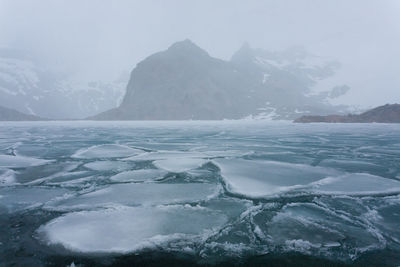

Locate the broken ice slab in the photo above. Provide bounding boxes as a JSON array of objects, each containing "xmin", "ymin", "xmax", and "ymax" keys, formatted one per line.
[{"xmin": 45, "ymin": 183, "xmax": 220, "ymax": 211}]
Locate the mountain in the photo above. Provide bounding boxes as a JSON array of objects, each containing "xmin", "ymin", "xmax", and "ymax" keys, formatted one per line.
[
  {"xmin": 91, "ymin": 40, "xmax": 350, "ymax": 120},
  {"xmin": 91, "ymin": 40, "xmax": 257, "ymax": 120},
  {"xmin": 0, "ymin": 48, "xmax": 127, "ymax": 119},
  {"xmin": 0, "ymin": 105, "xmax": 44, "ymax": 121},
  {"xmin": 294, "ymin": 104, "xmax": 400, "ymax": 123}
]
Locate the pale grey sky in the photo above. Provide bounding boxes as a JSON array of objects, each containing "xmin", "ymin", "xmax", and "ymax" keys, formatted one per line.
[{"xmin": 0, "ymin": 0, "xmax": 399, "ymax": 107}]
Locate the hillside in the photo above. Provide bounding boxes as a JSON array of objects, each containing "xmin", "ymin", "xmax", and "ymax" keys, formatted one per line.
[{"xmin": 294, "ymin": 104, "xmax": 400, "ymax": 123}]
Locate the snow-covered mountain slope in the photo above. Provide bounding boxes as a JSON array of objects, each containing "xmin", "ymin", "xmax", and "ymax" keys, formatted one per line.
[
  {"xmin": 0, "ymin": 105, "xmax": 44, "ymax": 121},
  {"xmin": 0, "ymin": 49, "xmax": 127, "ymax": 119},
  {"xmin": 230, "ymin": 44, "xmax": 352, "ymax": 119}
]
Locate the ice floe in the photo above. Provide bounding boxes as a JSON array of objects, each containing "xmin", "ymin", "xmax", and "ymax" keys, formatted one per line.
[
  {"xmin": 123, "ymin": 150, "xmax": 210, "ymax": 172},
  {"xmin": 38, "ymin": 205, "xmax": 228, "ymax": 253},
  {"xmin": 123, "ymin": 151, "xmax": 207, "ymax": 161},
  {"xmin": 213, "ymin": 159, "xmax": 339, "ymax": 198},
  {"xmin": 0, "ymin": 154, "xmax": 53, "ymax": 168},
  {"xmin": 110, "ymin": 169, "xmax": 167, "ymax": 182},
  {"xmin": 25, "ymin": 162, "xmax": 81, "ymax": 185},
  {"xmin": 264, "ymin": 203, "xmax": 384, "ymax": 254},
  {"xmin": 45, "ymin": 183, "xmax": 220, "ymax": 211},
  {"xmin": 83, "ymin": 161, "xmax": 132, "ymax": 171},
  {"xmin": 72, "ymin": 144, "xmax": 143, "ymax": 159},
  {"xmin": 46, "ymin": 175, "xmax": 96, "ymax": 187},
  {"xmin": 153, "ymin": 158, "xmax": 208, "ymax": 173},
  {"xmin": 311, "ymin": 173, "xmax": 400, "ymax": 195},
  {"xmin": 0, "ymin": 187, "xmax": 71, "ymax": 213}
]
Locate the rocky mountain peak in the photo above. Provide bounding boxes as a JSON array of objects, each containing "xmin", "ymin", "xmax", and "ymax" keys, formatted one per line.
[
  {"xmin": 166, "ymin": 39, "xmax": 209, "ymax": 57},
  {"xmin": 231, "ymin": 42, "xmax": 254, "ymax": 63}
]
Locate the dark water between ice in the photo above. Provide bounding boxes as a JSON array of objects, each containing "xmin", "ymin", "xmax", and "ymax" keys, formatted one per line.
[{"xmin": 1, "ymin": 121, "xmax": 400, "ymax": 266}]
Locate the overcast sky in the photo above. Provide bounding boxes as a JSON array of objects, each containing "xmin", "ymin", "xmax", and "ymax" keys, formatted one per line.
[{"xmin": 0, "ymin": 0, "xmax": 399, "ymax": 107}]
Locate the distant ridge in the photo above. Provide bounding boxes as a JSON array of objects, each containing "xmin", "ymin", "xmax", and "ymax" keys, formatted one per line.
[
  {"xmin": 294, "ymin": 104, "xmax": 400, "ymax": 123},
  {"xmin": 0, "ymin": 105, "xmax": 45, "ymax": 121}
]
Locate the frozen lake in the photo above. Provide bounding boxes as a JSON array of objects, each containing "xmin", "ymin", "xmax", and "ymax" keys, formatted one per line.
[{"xmin": 1, "ymin": 121, "xmax": 400, "ymax": 266}]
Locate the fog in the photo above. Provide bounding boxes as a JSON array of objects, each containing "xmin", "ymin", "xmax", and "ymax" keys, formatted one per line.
[
  {"xmin": 2, "ymin": 2, "xmax": 400, "ymax": 264},
  {"xmin": 1, "ymin": 0, "xmax": 399, "ymax": 108}
]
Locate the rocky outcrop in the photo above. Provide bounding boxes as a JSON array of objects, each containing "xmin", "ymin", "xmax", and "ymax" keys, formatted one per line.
[{"xmin": 294, "ymin": 104, "xmax": 400, "ymax": 123}]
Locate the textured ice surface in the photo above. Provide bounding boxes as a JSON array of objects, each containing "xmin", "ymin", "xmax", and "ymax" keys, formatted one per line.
[
  {"xmin": 0, "ymin": 187, "xmax": 71, "ymax": 212},
  {"xmin": 153, "ymin": 158, "xmax": 208, "ymax": 173},
  {"xmin": 124, "ymin": 151, "xmax": 207, "ymax": 161},
  {"xmin": 110, "ymin": 169, "xmax": 167, "ymax": 182},
  {"xmin": 124, "ymin": 150, "xmax": 245, "ymax": 161},
  {"xmin": 124, "ymin": 150, "xmax": 209, "ymax": 172},
  {"xmin": 214, "ymin": 159, "xmax": 339, "ymax": 198},
  {"xmin": 370, "ymin": 195, "xmax": 400, "ymax": 243},
  {"xmin": 46, "ymin": 175, "xmax": 96, "ymax": 187},
  {"xmin": 264, "ymin": 203, "xmax": 384, "ymax": 253},
  {"xmin": 24, "ymin": 162, "xmax": 81, "ymax": 185},
  {"xmin": 0, "ymin": 122, "xmax": 399, "ymax": 264},
  {"xmin": 0, "ymin": 169, "xmax": 16, "ymax": 186},
  {"xmin": 0, "ymin": 154, "xmax": 52, "ymax": 168},
  {"xmin": 46, "ymin": 183, "xmax": 219, "ymax": 211},
  {"xmin": 72, "ymin": 144, "xmax": 142, "ymax": 159},
  {"xmin": 84, "ymin": 161, "xmax": 132, "ymax": 171},
  {"xmin": 38, "ymin": 205, "xmax": 228, "ymax": 253},
  {"xmin": 311, "ymin": 173, "xmax": 400, "ymax": 195},
  {"xmin": 44, "ymin": 171, "xmax": 91, "ymax": 183}
]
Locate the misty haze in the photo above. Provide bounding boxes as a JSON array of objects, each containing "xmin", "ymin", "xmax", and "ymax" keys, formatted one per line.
[{"xmin": 0, "ymin": 1, "xmax": 400, "ymax": 266}]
